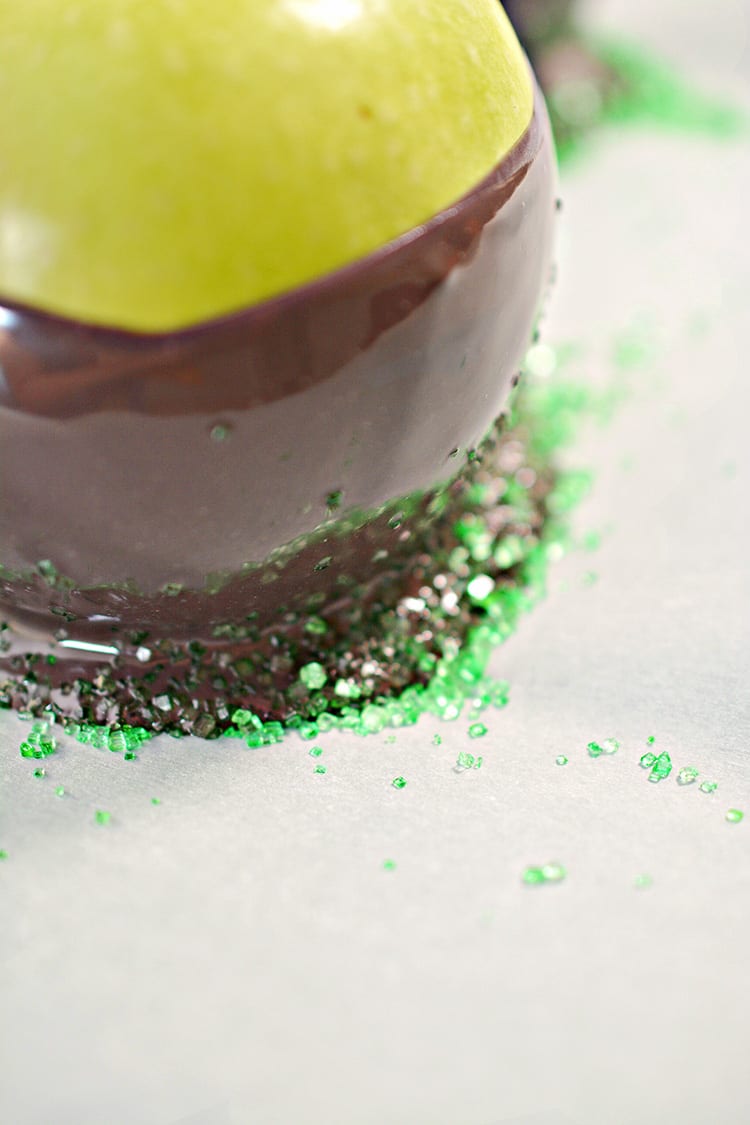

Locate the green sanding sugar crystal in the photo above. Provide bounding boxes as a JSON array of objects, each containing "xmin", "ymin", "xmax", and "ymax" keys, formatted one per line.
[
  {"xmin": 556, "ymin": 755, "xmax": 568, "ymax": 766},
  {"xmin": 299, "ymin": 662, "xmax": 327, "ymax": 690},
  {"xmin": 392, "ymin": 776, "xmax": 407, "ymax": 790},
  {"xmin": 33, "ymin": 767, "xmax": 46, "ymax": 778},
  {"xmin": 725, "ymin": 809, "xmax": 744, "ymax": 824},
  {"xmin": 209, "ymin": 423, "xmax": 232, "ymax": 443},
  {"xmin": 313, "ymin": 764, "xmax": 327, "ymax": 775},
  {"xmin": 676, "ymin": 767, "xmax": 699, "ymax": 786},
  {"xmin": 468, "ymin": 722, "xmax": 487, "ymax": 739},
  {"xmin": 640, "ymin": 751, "xmax": 657, "ymax": 769},
  {"xmin": 541, "ymin": 862, "xmax": 566, "ymax": 883},
  {"xmin": 151, "ymin": 797, "xmax": 161, "ymax": 806},
  {"xmin": 634, "ymin": 874, "xmax": 653, "ymax": 890},
  {"xmin": 522, "ymin": 866, "xmax": 546, "ymax": 886},
  {"xmin": 432, "ymin": 734, "xmax": 443, "ymax": 746},
  {"xmin": 588, "ymin": 738, "xmax": 619, "ymax": 758},
  {"xmin": 648, "ymin": 752, "xmax": 672, "ymax": 783},
  {"xmin": 456, "ymin": 751, "xmax": 475, "ymax": 770},
  {"xmin": 647, "ymin": 736, "xmax": 656, "ymax": 745},
  {"xmin": 309, "ymin": 745, "xmax": 323, "ymax": 758},
  {"xmin": 94, "ymin": 810, "xmax": 111, "ymax": 825},
  {"xmin": 383, "ymin": 859, "xmax": 397, "ymax": 871},
  {"xmin": 523, "ymin": 863, "xmax": 566, "ymax": 886},
  {"xmin": 55, "ymin": 786, "xmax": 65, "ymax": 798},
  {"xmin": 699, "ymin": 780, "xmax": 718, "ymax": 795},
  {"xmin": 19, "ymin": 721, "xmax": 57, "ymax": 759},
  {"xmin": 0, "ymin": 849, "xmax": 8, "ymax": 861}
]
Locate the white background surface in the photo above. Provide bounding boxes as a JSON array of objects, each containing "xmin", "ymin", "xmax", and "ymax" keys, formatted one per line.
[{"xmin": 1, "ymin": 3, "xmax": 749, "ymax": 1123}]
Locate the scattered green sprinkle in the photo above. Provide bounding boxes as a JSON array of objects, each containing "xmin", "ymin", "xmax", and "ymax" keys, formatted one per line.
[
  {"xmin": 555, "ymin": 755, "xmax": 568, "ymax": 766},
  {"xmin": 523, "ymin": 863, "xmax": 566, "ymax": 886},
  {"xmin": 456, "ymin": 751, "xmax": 475, "ymax": 770},
  {"xmin": 33, "ymin": 768, "xmax": 46, "ymax": 778},
  {"xmin": 308, "ymin": 745, "xmax": 323, "ymax": 758},
  {"xmin": 700, "ymin": 781, "xmax": 718, "ymax": 795},
  {"xmin": 634, "ymin": 874, "xmax": 653, "ymax": 890},
  {"xmin": 541, "ymin": 862, "xmax": 566, "ymax": 883},
  {"xmin": 383, "ymin": 859, "xmax": 397, "ymax": 872},
  {"xmin": 648, "ymin": 752, "xmax": 672, "ymax": 783},
  {"xmin": 0, "ymin": 850, "xmax": 8, "ymax": 861},
  {"xmin": 391, "ymin": 776, "xmax": 407, "ymax": 790},
  {"xmin": 18, "ymin": 722, "xmax": 57, "ymax": 760},
  {"xmin": 640, "ymin": 751, "xmax": 657, "ymax": 769},
  {"xmin": 151, "ymin": 797, "xmax": 161, "ymax": 806},
  {"xmin": 647, "ymin": 736, "xmax": 656, "ymax": 745},
  {"xmin": 94, "ymin": 810, "xmax": 111, "ymax": 825},
  {"xmin": 676, "ymin": 767, "xmax": 699, "ymax": 786},
  {"xmin": 522, "ymin": 866, "xmax": 546, "ymax": 886},
  {"xmin": 313, "ymin": 764, "xmax": 327, "ymax": 775},
  {"xmin": 432, "ymin": 733, "xmax": 443, "ymax": 746},
  {"xmin": 54, "ymin": 786, "xmax": 65, "ymax": 798},
  {"xmin": 725, "ymin": 809, "xmax": 744, "ymax": 824},
  {"xmin": 588, "ymin": 738, "xmax": 620, "ymax": 758},
  {"xmin": 468, "ymin": 722, "xmax": 488, "ymax": 739}
]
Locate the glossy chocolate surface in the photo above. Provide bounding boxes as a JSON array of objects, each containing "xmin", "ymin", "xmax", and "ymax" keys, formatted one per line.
[{"xmin": 0, "ymin": 86, "xmax": 555, "ymax": 651}]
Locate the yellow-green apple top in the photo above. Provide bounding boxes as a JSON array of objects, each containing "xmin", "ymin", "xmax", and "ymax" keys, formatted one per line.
[{"xmin": 0, "ymin": 0, "xmax": 534, "ymax": 332}]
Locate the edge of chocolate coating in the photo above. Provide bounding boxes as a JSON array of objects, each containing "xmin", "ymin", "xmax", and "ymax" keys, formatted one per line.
[{"xmin": 0, "ymin": 84, "xmax": 550, "ymax": 418}]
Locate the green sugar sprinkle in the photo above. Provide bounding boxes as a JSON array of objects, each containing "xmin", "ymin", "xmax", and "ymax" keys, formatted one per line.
[
  {"xmin": 468, "ymin": 722, "xmax": 488, "ymax": 740},
  {"xmin": 648, "ymin": 752, "xmax": 672, "ymax": 783},
  {"xmin": 588, "ymin": 738, "xmax": 620, "ymax": 758},
  {"xmin": 432, "ymin": 734, "xmax": 443, "ymax": 746},
  {"xmin": 523, "ymin": 863, "xmax": 566, "ymax": 887},
  {"xmin": 308, "ymin": 745, "xmax": 323, "ymax": 758},
  {"xmin": 313, "ymin": 764, "xmax": 327, "ymax": 775},
  {"xmin": 725, "ymin": 809, "xmax": 744, "ymax": 825},
  {"xmin": 150, "ymin": 797, "xmax": 161, "ymax": 806},
  {"xmin": 299, "ymin": 662, "xmax": 327, "ymax": 690},
  {"xmin": 700, "ymin": 781, "xmax": 718, "ymax": 795},
  {"xmin": 634, "ymin": 874, "xmax": 653, "ymax": 890},
  {"xmin": 54, "ymin": 786, "xmax": 65, "ymax": 798},
  {"xmin": 676, "ymin": 767, "xmax": 699, "ymax": 787},
  {"xmin": 640, "ymin": 752, "xmax": 657, "ymax": 769},
  {"xmin": 555, "ymin": 755, "xmax": 568, "ymax": 766},
  {"xmin": 383, "ymin": 859, "xmax": 397, "ymax": 872},
  {"xmin": 391, "ymin": 777, "xmax": 407, "ymax": 790},
  {"xmin": 0, "ymin": 849, "xmax": 8, "ymax": 861},
  {"xmin": 456, "ymin": 751, "xmax": 475, "ymax": 770},
  {"xmin": 33, "ymin": 767, "xmax": 46, "ymax": 778},
  {"xmin": 646, "ymin": 736, "xmax": 656, "ymax": 746},
  {"xmin": 19, "ymin": 721, "xmax": 57, "ymax": 760},
  {"xmin": 94, "ymin": 810, "xmax": 111, "ymax": 826}
]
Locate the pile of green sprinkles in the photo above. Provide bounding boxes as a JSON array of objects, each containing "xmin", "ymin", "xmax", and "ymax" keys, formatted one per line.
[{"xmin": 3, "ymin": 369, "xmax": 604, "ymax": 744}]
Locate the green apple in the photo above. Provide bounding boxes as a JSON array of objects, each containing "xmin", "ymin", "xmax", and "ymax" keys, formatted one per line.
[{"xmin": 0, "ymin": 1, "xmax": 533, "ymax": 332}]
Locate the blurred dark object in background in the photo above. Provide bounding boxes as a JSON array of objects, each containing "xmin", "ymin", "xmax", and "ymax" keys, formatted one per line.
[
  {"xmin": 504, "ymin": 0, "xmax": 575, "ymax": 55},
  {"xmin": 504, "ymin": 0, "xmax": 621, "ymax": 154}
]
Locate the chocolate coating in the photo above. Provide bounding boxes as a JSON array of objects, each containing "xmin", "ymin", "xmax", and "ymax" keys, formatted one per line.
[{"xmin": 0, "ymin": 85, "xmax": 555, "ymax": 649}]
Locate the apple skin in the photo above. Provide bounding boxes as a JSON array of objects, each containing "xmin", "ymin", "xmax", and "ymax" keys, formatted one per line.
[{"xmin": 0, "ymin": 0, "xmax": 533, "ymax": 332}]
